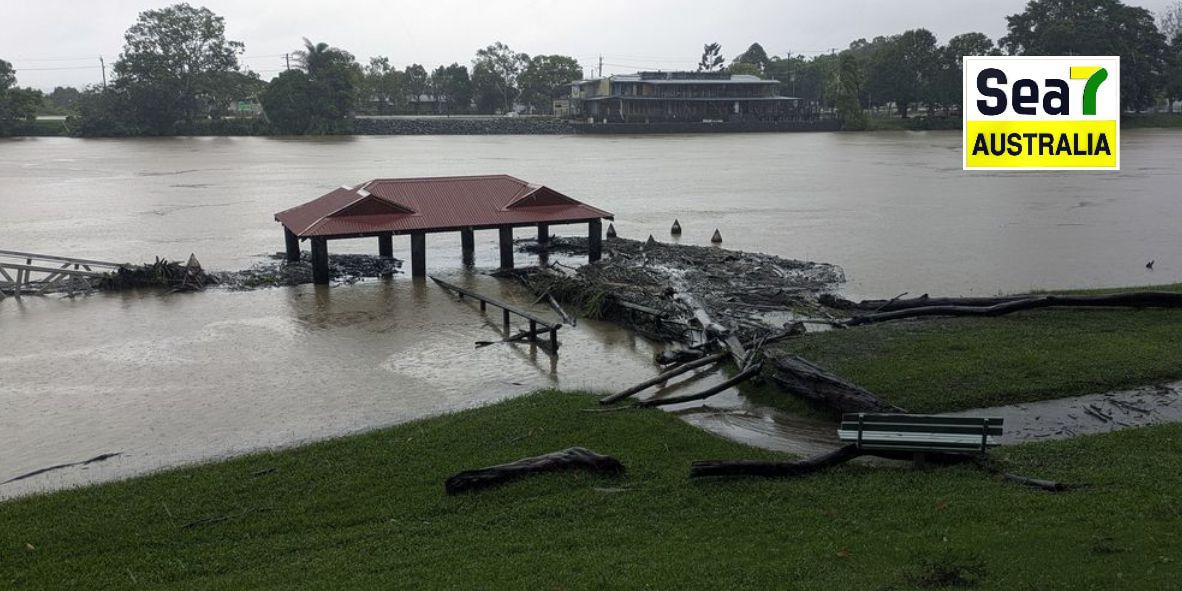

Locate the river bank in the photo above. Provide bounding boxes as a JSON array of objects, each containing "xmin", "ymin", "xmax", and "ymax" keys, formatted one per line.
[
  {"xmin": 2, "ymin": 389, "xmax": 1179, "ymax": 589},
  {"xmin": 14, "ymin": 112, "xmax": 1182, "ymax": 137}
]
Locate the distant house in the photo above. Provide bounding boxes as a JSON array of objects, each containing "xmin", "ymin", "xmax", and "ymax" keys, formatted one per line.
[{"xmin": 567, "ymin": 71, "xmax": 798, "ymax": 123}]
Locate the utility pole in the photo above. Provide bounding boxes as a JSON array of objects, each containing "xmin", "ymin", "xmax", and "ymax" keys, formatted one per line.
[
  {"xmin": 598, "ymin": 55, "xmax": 603, "ymax": 78},
  {"xmin": 99, "ymin": 56, "xmax": 107, "ymax": 88}
]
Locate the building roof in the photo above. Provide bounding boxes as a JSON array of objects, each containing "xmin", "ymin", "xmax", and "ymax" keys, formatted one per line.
[
  {"xmin": 575, "ymin": 72, "xmax": 779, "ymax": 85},
  {"xmin": 275, "ymin": 175, "xmax": 614, "ymax": 238},
  {"xmin": 581, "ymin": 96, "xmax": 799, "ymax": 102}
]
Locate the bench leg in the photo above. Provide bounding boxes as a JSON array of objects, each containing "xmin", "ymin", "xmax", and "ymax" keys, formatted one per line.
[{"xmin": 912, "ymin": 452, "xmax": 928, "ymax": 471}]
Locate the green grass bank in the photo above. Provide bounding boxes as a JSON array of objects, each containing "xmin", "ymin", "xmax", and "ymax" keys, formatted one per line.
[{"xmin": 2, "ymin": 391, "xmax": 1181, "ymax": 590}]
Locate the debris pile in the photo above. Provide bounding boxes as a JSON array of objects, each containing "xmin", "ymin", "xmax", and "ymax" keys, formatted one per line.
[
  {"xmin": 215, "ymin": 253, "xmax": 402, "ymax": 289},
  {"xmin": 94, "ymin": 253, "xmax": 403, "ymax": 292},
  {"xmin": 513, "ymin": 236, "xmax": 844, "ymax": 343},
  {"xmin": 99, "ymin": 255, "xmax": 217, "ymax": 292}
]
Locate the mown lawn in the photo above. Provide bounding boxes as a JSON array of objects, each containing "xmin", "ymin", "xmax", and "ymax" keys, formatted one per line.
[
  {"xmin": 774, "ymin": 284, "xmax": 1182, "ymax": 413},
  {"xmin": 2, "ymin": 391, "xmax": 1181, "ymax": 590}
]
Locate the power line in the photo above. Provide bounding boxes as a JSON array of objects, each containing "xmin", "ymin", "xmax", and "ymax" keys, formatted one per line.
[{"xmin": 11, "ymin": 65, "xmax": 101, "ymax": 71}]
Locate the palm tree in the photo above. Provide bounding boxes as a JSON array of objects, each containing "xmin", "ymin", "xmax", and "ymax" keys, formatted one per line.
[{"xmin": 294, "ymin": 38, "xmax": 350, "ymax": 80}]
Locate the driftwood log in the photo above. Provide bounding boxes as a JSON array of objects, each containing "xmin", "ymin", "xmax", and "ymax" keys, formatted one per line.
[
  {"xmin": 444, "ymin": 447, "xmax": 624, "ymax": 495},
  {"xmin": 691, "ymin": 445, "xmax": 1077, "ymax": 492},
  {"xmin": 830, "ymin": 292, "xmax": 1182, "ymax": 326},
  {"xmin": 600, "ymin": 351, "xmax": 730, "ymax": 404},
  {"xmin": 769, "ymin": 355, "xmax": 904, "ymax": 413},
  {"xmin": 635, "ymin": 363, "xmax": 763, "ymax": 408}
]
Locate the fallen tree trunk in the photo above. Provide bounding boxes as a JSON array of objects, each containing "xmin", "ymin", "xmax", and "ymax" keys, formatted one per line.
[
  {"xmin": 636, "ymin": 362, "xmax": 763, "ymax": 408},
  {"xmin": 691, "ymin": 444, "xmax": 863, "ymax": 478},
  {"xmin": 600, "ymin": 351, "xmax": 729, "ymax": 404},
  {"xmin": 444, "ymin": 447, "xmax": 624, "ymax": 495},
  {"xmin": 822, "ymin": 293, "xmax": 1028, "ymax": 311},
  {"xmin": 691, "ymin": 446, "xmax": 1079, "ymax": 492},
  {"xmin": 842, "ymin": 292, "xmax": 1182, "ymax": 326},
  {"xmin": 769, "ymin": 355, "xmax": 905, "ymax": 413}
]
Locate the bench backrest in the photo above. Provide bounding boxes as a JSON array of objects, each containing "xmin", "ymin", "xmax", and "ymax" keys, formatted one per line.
[{"xmin": 838, "ymin": 413, "xmax": 1004, "ymax": 454}]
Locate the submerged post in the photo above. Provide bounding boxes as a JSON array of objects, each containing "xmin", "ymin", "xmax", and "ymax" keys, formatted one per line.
[
  {"xmin": 310, "ymin": 237, "xmax": 329, "ymax": 284},
  {"xmin": 378, "ymin": 233, "xmax": 393, "ymax": 258},
  {"xmin": 461, "ymin": 228, "xmax": 475, "ymax": 266},
  {"xmin": 537, "ymin": 223, "xmax": 550, "ymax": 245},
  {"xmin": 410, "ymin": 232, "xmax": 426, "ymax": 277},
  {"xmin": 284, "ymin": 227, "xmax": 301, "ymax": 262},
  {"xmin": 499, "ymin": 226, "xmax": 514, "ymax": 270},
  {"xmin": 588, "ymin": 219, "xmax": 603, "ymax": 263}
]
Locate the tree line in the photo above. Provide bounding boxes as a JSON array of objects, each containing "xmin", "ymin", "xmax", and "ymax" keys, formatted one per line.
[
  {"xmin": 1, "ymin": 0, "xmax": 1181, "ymax": 136},
  {"xmin": 723, "ymin": 0, "xmax": 1182, "ymax": 129}
]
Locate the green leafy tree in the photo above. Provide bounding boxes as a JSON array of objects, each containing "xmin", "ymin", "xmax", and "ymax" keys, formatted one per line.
[
  {"xmin": 293, "ymin": 38, "xmax": 361, "ymax": 120},
  {"xmin": 1158, "ymin": 1, "xmax": 1182, "ymax": 110},
  {"xmin": 261, "ymin": 39, "xmax": 359, "ymax": 133},
  {"xmin": 766, "ymin": 53, "xmax": 837, "ymax": 116},
  {"xmin": 42, "ymin": 86, "xmax": 84, "ymax": 116},
  {"xmin": 1002, "ymin": 0, "xmax": 1168, "ymax": 111},
  {"xmin": 472, "ymin": 42, "xmax": 528, "ymax": 113},
  {"xmin": 404, "ymin": 64, "xmax": 428, "ymax": 111},
  {"xmin": 70, "ymin": 87, "xmax": 138, "ymax": 136},
  {"xmin": 0, "ymin": 59, "xmax": 43, "ymax": 135},
  {"xmin": 728, "ymin": 62, "xmax": 763, "ymax": 77},
  {"xmin": 518, "ymin": 55, "xmax": 582, "ymax": 113},
  {"xmin": 733, "ymin": 43, "xmax": 771, "ymax": 73},
  {"xmin": 929, "ymin": 33, "xmax": 997, "ymax": 114},
  {"xmin": 832, "ymin": 52, "xmax": 867, "ymax": 130},
  {"xmin": 259, "ymin": 70, "xmax": 317, "ymax": 134},
  {"xmin": 1162, "ymin": 2, "xmax": 1182, "ymax": 42},
  {"xmin": 698, "ymin": 43, "xmax": 725, "ymax": 72},
  {"xmin": 360, "ymin": 57, "xmax": 404, "ymax": 114},
  {"xmin": 864, "ymin": 29, "xmax": 938, "ymax": 117},
  {"xmin": 472, "ymin": 62, "xmax": 509, "ymax": 114},
  {"xmin": 1165, "ymin": 33, "xmax": 1182, "ymax": 111},
  {"xmin": 430, "ymin": 63, "xmax": 472, "ymax": 114},
  {"xmin": 111, "ymin": 3, "xmax": 244, "ymax": 134}
]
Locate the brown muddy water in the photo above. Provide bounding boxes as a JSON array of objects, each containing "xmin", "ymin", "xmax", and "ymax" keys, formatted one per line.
[{"xmin": 3, "ymin": 131, "xmax": 1182, "ymax": 497}]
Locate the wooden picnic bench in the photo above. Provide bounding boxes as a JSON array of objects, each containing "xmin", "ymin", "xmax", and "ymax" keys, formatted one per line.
[{"xmin": 838, "ymin": 413, "xmax": 1003, "ymax": 457}]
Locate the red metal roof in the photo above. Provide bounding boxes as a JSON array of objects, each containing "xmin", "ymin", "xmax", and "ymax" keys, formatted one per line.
[{"xmin": 275, "ymin": 175, "xmax": 614, "ymax": 238}]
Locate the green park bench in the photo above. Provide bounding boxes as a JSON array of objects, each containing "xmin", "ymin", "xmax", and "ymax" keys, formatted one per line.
[{"xmin": 837, "ymin": 413, "xmax": 1004, "ymax": 457}]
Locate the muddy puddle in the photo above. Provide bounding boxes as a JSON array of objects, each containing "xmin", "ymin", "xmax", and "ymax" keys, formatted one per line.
[{"xmin": 944, "ymin": 380, "xmax": 1182, "ymax": 443}]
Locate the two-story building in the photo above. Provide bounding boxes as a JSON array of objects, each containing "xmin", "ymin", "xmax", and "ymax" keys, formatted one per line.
[{"xmin": 567, "ymin": 71, "xmax": 797, "ymax": 123}]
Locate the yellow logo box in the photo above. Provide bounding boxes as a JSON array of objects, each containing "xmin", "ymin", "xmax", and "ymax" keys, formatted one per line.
[{"xmin": 965, "ymin": 120, "xmax": 1117, "ymax": 168}]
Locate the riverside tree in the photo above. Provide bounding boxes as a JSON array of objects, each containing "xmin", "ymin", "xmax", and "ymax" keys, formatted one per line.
[
  {"xmin": 698, "ymin": 43, "xmax": 725, "ymax": 72},
  {"xmin": 733, "ymin": 43, "xmax": 771, "ymax": 74},
  {"xmin": 0, "ymin": 59, "xmax": 43, "ymax": 136},
  {"xmin": 518, "ymin": 55, "xmax": 582, "ymax": 113},
  {"xmin": 359, "ymin": 57, "xmax": 404, "ymax": 115},
  {"xmin": 111, "ymin": 3, "xmax": 247, "ymax": 133},
  {"xmin": 430, "ymin": 63, "xmax": 472, "ymax": 114},
  {"xmin": 1002, "ymin": 0, "xmax": 1168, "ymax": 111},
  {"xmin": 260, "ymin": 39, "xmax": 359, "ymax": 133},
  {"xmin": 472, "ymin": 42, "xmax": 528, "ymax": 113}
]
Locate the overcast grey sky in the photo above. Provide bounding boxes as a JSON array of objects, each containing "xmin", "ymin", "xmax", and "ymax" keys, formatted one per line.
[{"xmin": 2, "ymin": 0, "xmax": 1175, "ymax": 90}]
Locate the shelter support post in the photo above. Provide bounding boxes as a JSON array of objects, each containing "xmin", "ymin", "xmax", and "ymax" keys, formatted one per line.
[
  {"xmin": 284, "ymin": 228, "xmax": 301, "ymax": 262},
  {"xmin": 310, "ymin": 237, "xmax": 330, "ymax": 285},
  {"xmin": 410, "ymin": 232, "xmax": 426, "ymax": 277},
  {"xmin": 537, "ymin": 223, "xmax": 549, "ymax": 245},
  {"xmin": 378, "ymin": 233, "xmax": 394, "ymax": 258},
  {"xmin": 461, "ymin": 228, "xmax": 475, "ymax": 266},
  {"xmin": 499, "ymin": 226, "xmax": 514, "ymax": 270},
  {"xmin": 588, "ymin": 219, "xmax": 603, "ymax": 263}
]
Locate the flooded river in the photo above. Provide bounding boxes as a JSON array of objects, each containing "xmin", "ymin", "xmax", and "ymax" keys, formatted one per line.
[{"xmin": 3, "ymin": 131, "xmax": 1181, "ymax": 497}]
